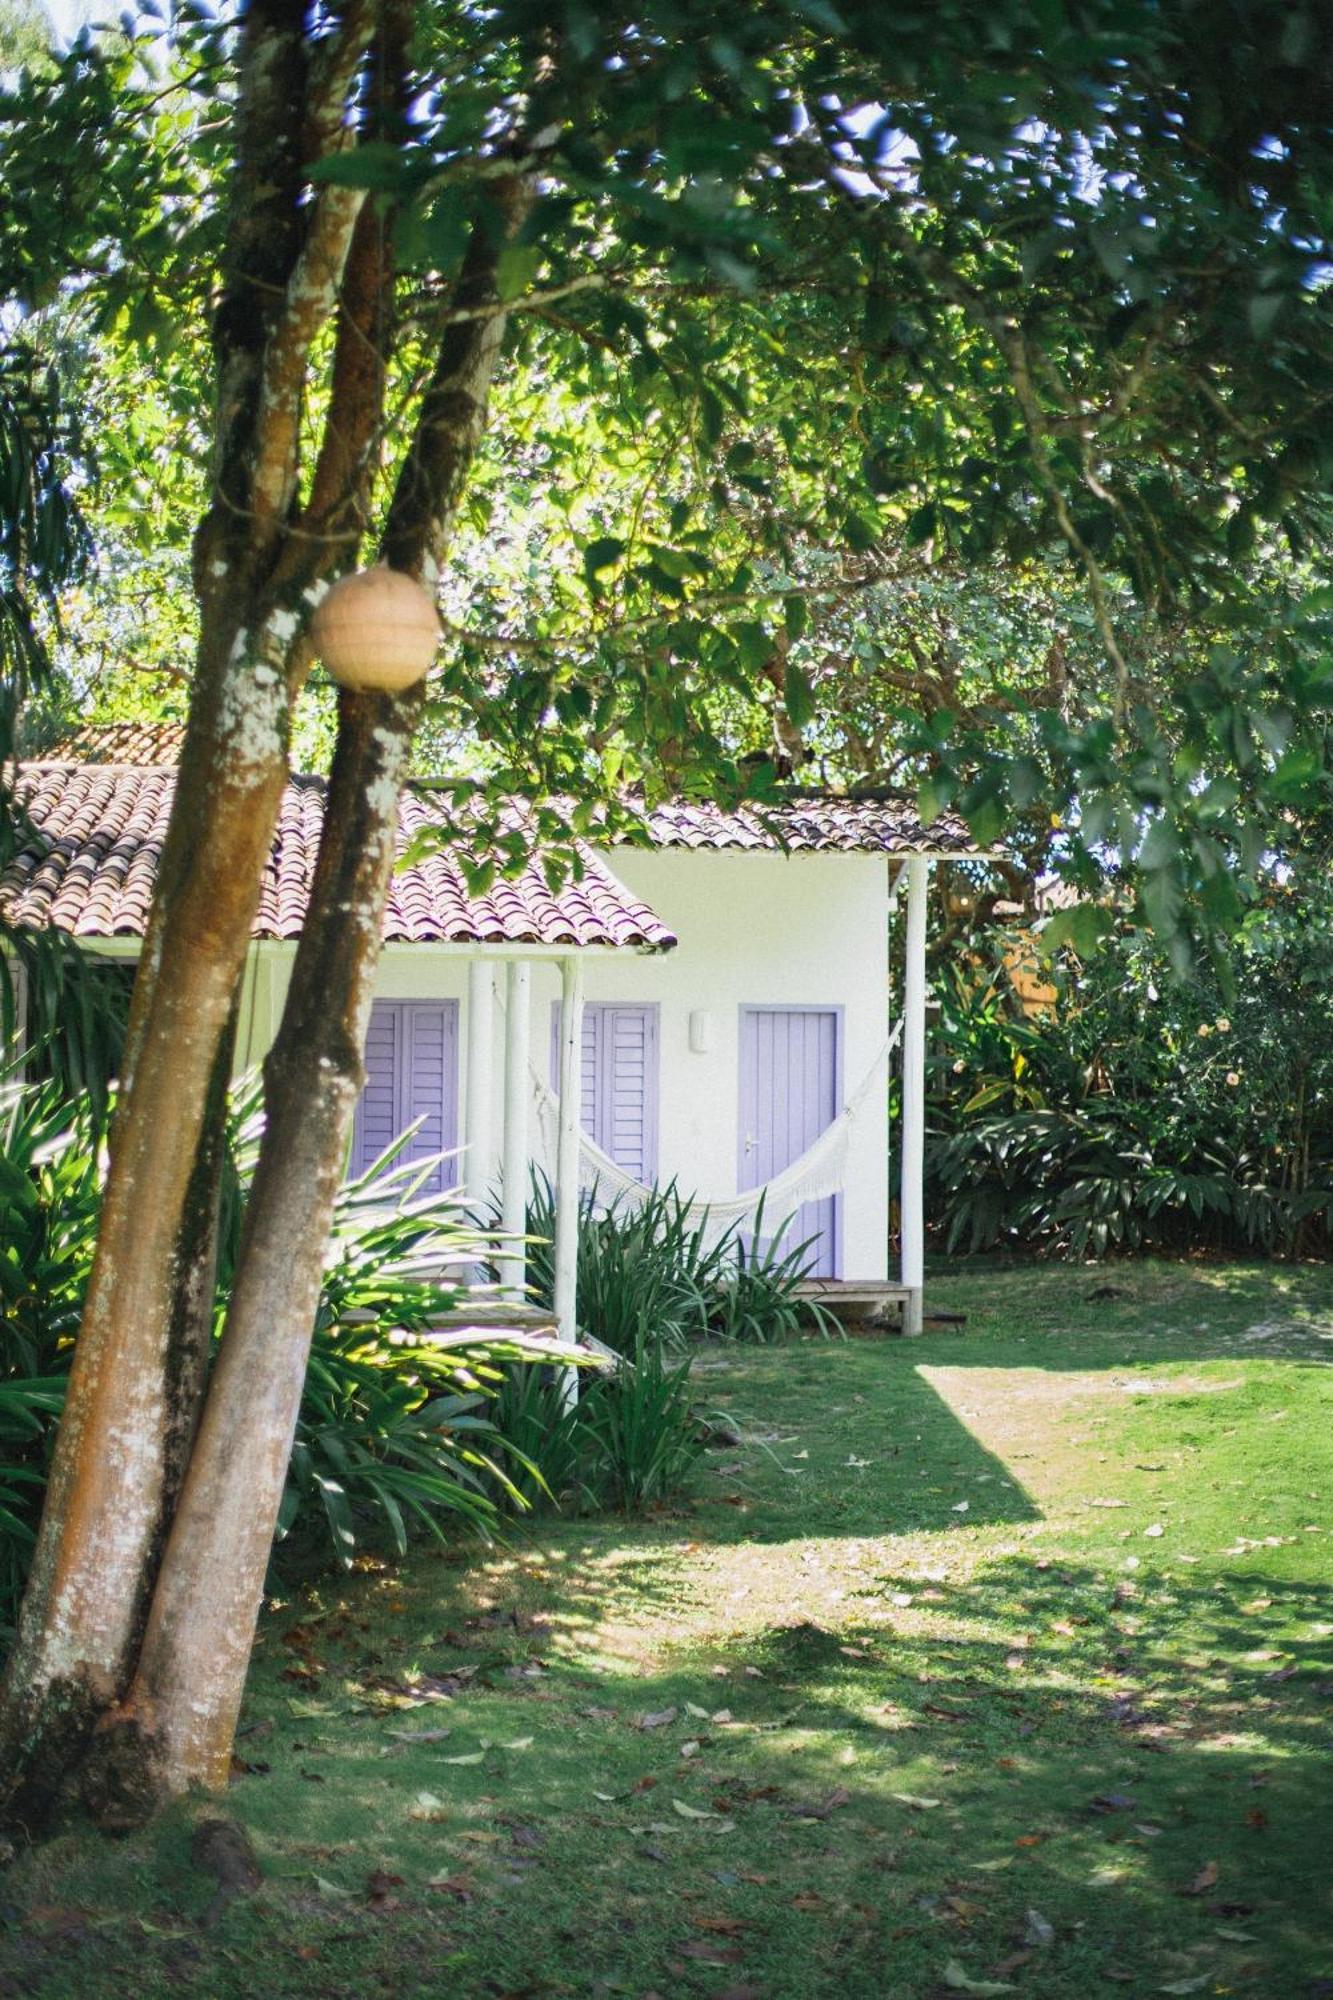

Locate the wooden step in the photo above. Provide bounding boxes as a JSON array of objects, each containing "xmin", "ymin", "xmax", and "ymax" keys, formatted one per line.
[{"xmin": 795, "ymin": 1279, "xmax": 912, "ymax": 1333}]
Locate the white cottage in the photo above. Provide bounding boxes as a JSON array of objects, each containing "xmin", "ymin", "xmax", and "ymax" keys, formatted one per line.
[{"xmin": 4, "ymin": 746, "xmax": 978, "ymax": 1335}]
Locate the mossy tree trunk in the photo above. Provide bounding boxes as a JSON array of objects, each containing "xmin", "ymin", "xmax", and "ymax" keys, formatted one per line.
[{"xmin": 0, "ymin": 0, "xmax": 526, "ymax": 1827}]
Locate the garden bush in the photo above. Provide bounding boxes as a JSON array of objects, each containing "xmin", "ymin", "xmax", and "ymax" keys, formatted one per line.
[
  {"xmin": 0, "ymin": 1075, "xmax": 554, "ymax": 1632},
  {"xmin": 928, "ymin": 888, "xmax": 1333, "ymax": 1258},
  {"xmin": 523, "ymin": 1174, "xmax": 838, "ymax": 1352},
  {"xmin": 489, "ymin": 1342, "xmax": 706, "ymax": 1517}
]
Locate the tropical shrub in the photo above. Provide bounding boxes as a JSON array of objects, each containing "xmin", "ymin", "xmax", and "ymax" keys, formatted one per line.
[
  {"xmin": 524, "ymin": 1176, "xmax": 711, "ymax": 1355},
  {"xmin": 488, "ymin": 1343, "xmax": 705, "ymax": 1517},
  {"xmin": 928, "ymin": 888, "xmax": 1333, "ymax": 1258},
  {"xmin": 523, "ymin": 1174, "xmax": 838, "ymax": 1352},
  {"xmin": 0, "ymin": 1076, "xmax": 100, "ymax": 1624},
  {"xmin": 702, "ymin": 1198, "xmax": 839, "ymax": 1342},
  {"xmin": 574, "ymin": 1342, "xmax": 705, "ymax": 1513},
  {"xmin": 0, "ymin": 1076, "xmax": 556, "ymax": 1631}
]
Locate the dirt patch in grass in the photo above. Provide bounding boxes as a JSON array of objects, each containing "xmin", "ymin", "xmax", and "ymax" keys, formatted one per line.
[{"xmin": 1, "ymin": 1260, "xmax": 1330, "ymax": 1999}]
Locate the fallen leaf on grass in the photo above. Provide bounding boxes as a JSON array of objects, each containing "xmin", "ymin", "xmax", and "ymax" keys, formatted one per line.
[
  {"xmin": 1090, "ymin": 1792, "xmax": 1136, "ymax": 1814},
  {"xmin": 676, "ymin": 1940, "xmax": 745, "ymax": 1965},
  {"xmin": 672, "ymin": 1799, "xmax": 733, "ymax": 1825},
  {"xmin": 639, "ymin": 1707, "xmax": 678, "ymax": 1730},
  {"xmin": 942, "ymin": 1961, "xmax": 1015, "ymax": 1995},
  {"xmin": 1214, "ymin": 1927, "xmax": 1258, "ymax": 1942},
  {"xmin": 504, "ymin": 1736, "xmax": 534, "ymax": 1751},
  {"xmin": 441, "ymin": 1752, "xmax": 485, "ymax": 1766},
  {"xmin": 408, "ymin": 1791, "xmax": 448, "ymax": 1821},
  {"xmin": 1181, "ymin": 1861, "xmax": 1219, "ymax": 1897},
  {"xmin": 693, "ymin": 1915, "xmax": 747, "ymax": 1935},
  {"xmin": 366, "ymin": 1868, "xmax": 405, "ymax": 1913},
  {"xmin": 1023, "ymin": 1910, "xmax": 1054, "ymax": 1948},
  {"xmin": 386, "ymin": 1727, "xmax": 452, "ymax": 1745},
  {"xmin": 1159, "ymin": 1979, "xmax": 1210, "ymax": 1994},
  {"xmin": 892, "ymin": 1792, "xmax": 942, "ymax": 1810},
  {"xmin": 428, "ymin": 1872, "xmax": 477, "ymax": 1901},
  {"xmin": 788, "ymin": 1786, "xmax": 852, "ymax": 1821},
  {"xmin": 313, "ymin": 1875, "xmax": 354, "ymax": 1899}
]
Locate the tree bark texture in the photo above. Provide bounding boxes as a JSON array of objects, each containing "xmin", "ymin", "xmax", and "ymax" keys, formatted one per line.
[
  {"xmin": 96, "ymin": 176, "xmax": 527, "ymax": 1804},
  {"xmin": 1, "ymin": 0, "xmax": 528, "ymax": 1820},
  {"xmin": 97, "ymin": 690, "xmax": 417, "ymax": 1797},
  {"xmin": 0, "ymin": 0, "xmax": 383, "ymax": 1823}
]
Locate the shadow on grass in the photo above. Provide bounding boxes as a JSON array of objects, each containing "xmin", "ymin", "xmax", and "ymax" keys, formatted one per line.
[{"xmin": 3, "ymin": 1552, "xmax": 1328, "ymax": 2000}]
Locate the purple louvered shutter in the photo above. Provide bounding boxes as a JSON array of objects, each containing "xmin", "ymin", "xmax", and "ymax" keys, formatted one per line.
[
  {"xmin": 738, "ymin": 1007, "xmax": 839, "ymax": 1278},
  {"xmin": 351, "ymin": 1002, "xmax": 402, "ymax": 1178},
  {"xmin": 352, "ymin": 999, "xmax": 459, "ymax": 1190},
  {"xmin": 551, "ymin": 1001, "xmax": 658, "ymax": 1182}
]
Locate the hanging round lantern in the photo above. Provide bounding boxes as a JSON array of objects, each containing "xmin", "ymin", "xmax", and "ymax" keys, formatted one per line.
[{"xmin": 310, "ymin": 565, "xmax": 441, "ymax": 693}]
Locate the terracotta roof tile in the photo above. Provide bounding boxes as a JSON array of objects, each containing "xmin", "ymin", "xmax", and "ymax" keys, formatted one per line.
[
  {"xmin": 38, "ymin": 721, "xmax": 187, "ymax": 766},
  {"xmin": 637, "ymin": 793, "xmax": 976, "ymax": 854},
  {"xmin": 4, "ymin": 765, "xmax": 676, "ymax": 952}
]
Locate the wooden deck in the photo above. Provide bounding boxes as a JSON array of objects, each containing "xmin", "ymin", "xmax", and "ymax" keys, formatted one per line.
[{"xmin": 794, "ymin": 1279, "xmax": 912, "ymax": 1334}]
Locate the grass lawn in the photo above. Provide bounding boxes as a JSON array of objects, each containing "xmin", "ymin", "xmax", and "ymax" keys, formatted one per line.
[{"xmin": 2, "ymin": 1260, "xmax": 1330, "ymax": 1999}]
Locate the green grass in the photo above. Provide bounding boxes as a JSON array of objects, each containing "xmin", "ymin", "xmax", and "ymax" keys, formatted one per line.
[{"xmin": 2, "ymin": 1260, "xmax": 1331, "ymax": 1999}]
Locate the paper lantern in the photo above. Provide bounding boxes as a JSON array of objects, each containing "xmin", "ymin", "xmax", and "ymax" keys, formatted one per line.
[{"xmin": 310, "ymin": 566, "xmax": 441, "ymax": 693}]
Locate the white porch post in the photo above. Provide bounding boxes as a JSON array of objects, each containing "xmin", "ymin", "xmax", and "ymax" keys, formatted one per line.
[
  {"xmin": 553, "ymin": 953, "xmax": 585, "ymax": 1402},
  {"xmin": 900, "ymin": 854, "xmax": 929, "ymax": 1336},
  {"xmin": 465, "ymin": 958, "xmax": 496, "ymax": 1213},
  {"xmin": 500, "ymin": 959, "xmax": 531, "ymax": 1299}
]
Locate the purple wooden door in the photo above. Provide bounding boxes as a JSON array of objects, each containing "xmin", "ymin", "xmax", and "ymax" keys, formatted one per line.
[
  {"xmin": 551, "ymin": 1002, "xmax": 659, "ymax": 1183},
  {"xmin": 351, "ymin": 999, "xmax": 459, "ymax": 1191},
  {"xmin": 738, "ymin": 1007, "xmax": 840, "ymax": 1278}
]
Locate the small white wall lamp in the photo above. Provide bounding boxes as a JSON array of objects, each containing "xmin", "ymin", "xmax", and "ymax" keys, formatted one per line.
[{"xmin": 688, "ymin": 1008, "xmax": 714, "ymax": 1054}]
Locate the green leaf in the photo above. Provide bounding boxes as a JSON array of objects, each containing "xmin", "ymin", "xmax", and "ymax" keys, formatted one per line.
[
  {"xmin": 783, "ymin": 661, "xmax": 815, "ymax": 728},
  {"xmin": 582, "ymin": 536, "xmax": 625, "ymax": 592},
  {"xmin": 309, "ymin": 141, "xmax": 406, "ymax": 192},
  {"xmin": 917, "ymin": 773, "xmax": 955, "ymax": 827}
]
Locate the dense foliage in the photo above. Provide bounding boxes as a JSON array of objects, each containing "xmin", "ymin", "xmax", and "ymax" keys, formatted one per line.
[
  {"xmin": 523, "ymin": 1176, "xmax": 839, "ymax": 1352},
  {"xmin": 928, "ymin": 889, "xmax": 1333, "ymax": 1258},
  {"xmin": 0, "ymin": 1079, "xmax": 567, "ymax": 1631},
  {"xmin": 2, "ymin": 3, "xmax": 1331, "ymax": 955}
]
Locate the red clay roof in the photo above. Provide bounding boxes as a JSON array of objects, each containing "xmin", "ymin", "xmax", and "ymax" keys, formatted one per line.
[
  {"xmin": 638, "ymin": 794, "xmax": 975, "ymax": 854},
  {"xmin": 38, "ymin": 721, "xmax": 187, "ymax": 766},
  {"xmin": 4, "ymin": 764, "xmax": 676, "ymax": 951}
]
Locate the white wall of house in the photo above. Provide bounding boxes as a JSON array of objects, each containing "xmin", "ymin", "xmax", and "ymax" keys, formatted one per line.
[{"xmin": 235, "ymin": 848, "xmax": 892, "ymax": 1279}]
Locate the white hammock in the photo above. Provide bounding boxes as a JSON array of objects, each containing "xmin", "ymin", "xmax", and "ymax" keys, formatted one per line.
[{"xmin": 530, "ymin": 1018, "xmax": 902, "ymax": 1249}]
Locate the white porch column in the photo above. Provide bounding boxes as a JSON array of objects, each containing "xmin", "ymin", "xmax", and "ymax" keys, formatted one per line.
[
  {"xmin": 900, "ymin": 854, "xmax": 929, "ymax": 1336},
  {"xmin": 500, "ymin": 959, "xmax": 531, "ymax": 1299},
  {"xmin": 553, "ymin": 953, "xmax": 585, "ymax": 1403},
  {"xmin": 465, "ymin": 958, "xmax": 496, "ymax": 1213}
]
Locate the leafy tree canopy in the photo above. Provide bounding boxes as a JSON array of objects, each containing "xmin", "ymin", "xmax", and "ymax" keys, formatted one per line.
[{"xmin": 1, "ymin": 0, "xmax": 1331, "ymax": 959}]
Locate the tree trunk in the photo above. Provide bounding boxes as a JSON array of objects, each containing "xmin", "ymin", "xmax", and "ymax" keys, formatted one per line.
[
  {"xmin": 93, "ymin": 174, "xmax": 525, "ymax": 1807},
  {"xmin": 159, "ymin": 994, "xmax": 241, "ymax": 1537},
  {"xmin": 0, "ymin": 3, "xmax": 520, "ymax": 1826},
  {"xmin": 0, "ymin": 0, "xmax": 380, "ymax": 1816},
  {"xmin": 0, "ymin": 683, "xmax": 292, "ymax": 1822},
  {"xmin": 83, "ymin": 691, "xmax": 416, "ymax": 1810}
]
